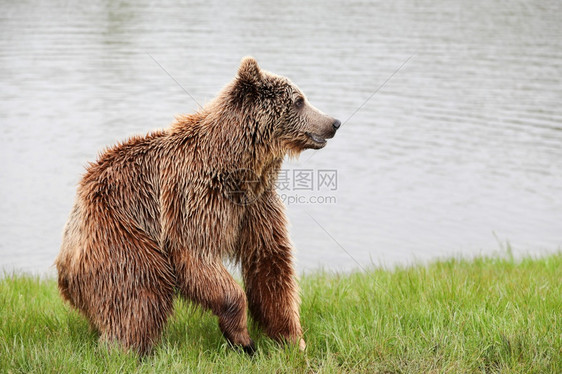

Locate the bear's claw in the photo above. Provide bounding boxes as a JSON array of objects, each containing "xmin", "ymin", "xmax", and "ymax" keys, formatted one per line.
[{"xmin": 242, "ymin": 339, "xmax": 256, "ymax": 356}]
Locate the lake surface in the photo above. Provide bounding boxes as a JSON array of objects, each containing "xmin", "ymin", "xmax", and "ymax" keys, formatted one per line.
[{"xmin": 1, "ymin": 0, "xmax": 561, "ymax": 274}]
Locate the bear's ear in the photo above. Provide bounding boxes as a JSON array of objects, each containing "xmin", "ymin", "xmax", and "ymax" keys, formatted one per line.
[{"xmin": 237, "ymin": 56, "xmax": 262, "ymax": 84}]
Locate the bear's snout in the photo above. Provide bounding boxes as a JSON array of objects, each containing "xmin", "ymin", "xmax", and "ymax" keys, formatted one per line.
[{"xmin": 322, "ymin": 117, "xmax": 340, "ymax": 139}]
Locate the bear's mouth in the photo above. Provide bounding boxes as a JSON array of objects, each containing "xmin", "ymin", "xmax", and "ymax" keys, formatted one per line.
[{"xmin": 306, "ymin": 132, "xmax": 327, "ymax": 147}]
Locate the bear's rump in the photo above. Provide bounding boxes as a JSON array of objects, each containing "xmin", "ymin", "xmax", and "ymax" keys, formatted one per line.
[{"xmin": 56, "ymin": 198, "xmax": 175, "ymax": 321}]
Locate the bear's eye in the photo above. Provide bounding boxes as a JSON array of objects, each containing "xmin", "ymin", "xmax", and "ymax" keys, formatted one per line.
[{"xmin": 294, "ymin": 97, "xmax": 304, "ymax": 109}]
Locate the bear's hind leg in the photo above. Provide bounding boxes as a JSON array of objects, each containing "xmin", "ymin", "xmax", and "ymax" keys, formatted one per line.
[
  {"xmin": 82, "ymin": 227, "xmax": 175, "ymax": 356},
  {"xmin": 98, "ymin": 284, "xmax": 174, "ymax": 356}
]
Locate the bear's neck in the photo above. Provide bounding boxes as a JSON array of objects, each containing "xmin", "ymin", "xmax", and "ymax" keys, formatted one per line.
[{"xmin": 170, "ymin": 111, "xmax": 285, "ymax": 184}]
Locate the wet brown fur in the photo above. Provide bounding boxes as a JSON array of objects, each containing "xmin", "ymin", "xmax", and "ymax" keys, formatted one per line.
[{"xmin": 55, "ymin": 57, "xmax": 338, "ymax": 355}]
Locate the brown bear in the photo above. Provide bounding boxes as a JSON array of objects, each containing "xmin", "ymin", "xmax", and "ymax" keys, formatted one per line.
[{"xmin": 55, "ymin": 57, "xmax": 341, "ymax": 355}]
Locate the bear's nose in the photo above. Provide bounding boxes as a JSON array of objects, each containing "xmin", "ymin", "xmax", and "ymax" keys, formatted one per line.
[{"xmin": 332, "ymin": 119, "xmax": 341, "ymax": 130}]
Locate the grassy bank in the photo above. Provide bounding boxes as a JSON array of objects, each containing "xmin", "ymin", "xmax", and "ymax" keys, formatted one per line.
[{"xmin": 1, "ymin": 253, "xmax": 561, "ymax": 373}]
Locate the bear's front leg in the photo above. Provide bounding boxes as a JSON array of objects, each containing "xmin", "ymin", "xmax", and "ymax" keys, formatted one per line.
[
  {"xmin": 162, "ymin": 183, "xmax": 254, "ymax": 353},
  {"xmin": 239, "ymin": 192, "xmax": 305, "ymax": 351},
  {"xmin": 172, "ymin": 250, "xmax": 254, "ymax": 354}
]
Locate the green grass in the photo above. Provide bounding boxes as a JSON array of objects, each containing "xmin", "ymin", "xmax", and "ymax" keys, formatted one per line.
[{"xmin": 1, "ymin": 253, "xmax": 561, "ymax": 373}]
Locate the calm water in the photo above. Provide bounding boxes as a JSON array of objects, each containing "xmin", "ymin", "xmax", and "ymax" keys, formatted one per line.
[{"xmin": 1, "ymin": 0, "xmax": 561, "ymax": 274}]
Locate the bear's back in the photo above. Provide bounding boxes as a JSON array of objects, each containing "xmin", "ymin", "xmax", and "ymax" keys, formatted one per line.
[{"xmin": 78, "ymin": 130, "xmax": 169, "ymax": 241}]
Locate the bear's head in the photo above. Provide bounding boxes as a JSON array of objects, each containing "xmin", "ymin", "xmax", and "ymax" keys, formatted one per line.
[{"xmin": 227, "ymin": 57, "xmax": 341, "ymax": 156}]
